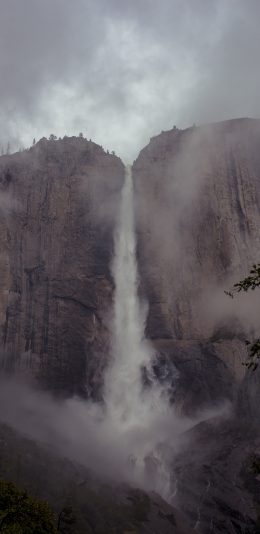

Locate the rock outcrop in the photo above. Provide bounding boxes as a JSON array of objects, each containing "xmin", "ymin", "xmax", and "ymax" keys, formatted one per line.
[
  {"xmin": 0, "ymin": 137, "xmax": 124, "ymax": 397},
  {"xmin": 133, "ymin": 118, "xmax": 260, "ymax": 412},
  {"xmin": 171, "ymin": 417, "xmax": 260, "ymax": 533}
]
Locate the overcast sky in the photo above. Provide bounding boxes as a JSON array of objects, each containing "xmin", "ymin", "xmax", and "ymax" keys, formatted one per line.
[{"xmin": 0, "ymin": 0, "xmax": 260, "ymax": 160}]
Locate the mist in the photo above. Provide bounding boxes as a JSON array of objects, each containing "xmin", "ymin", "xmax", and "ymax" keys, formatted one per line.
[
  {"xmin": 0, "ymin": 377, "xmax": 231, "ymax": 498},
  {"xmin": 0, "ymin": 164, "xmax": 180, "ymax": 498},
  {"xmin": 0, "ymin": 163, "xmax": 232, "ymax": 503},
  {"xmin": 0, "ymin": 4, "xmax": 259, "ymax": 529},
  {"xmin": 134, "ymin": 121, "xmax": 260, "ymax": 348}
]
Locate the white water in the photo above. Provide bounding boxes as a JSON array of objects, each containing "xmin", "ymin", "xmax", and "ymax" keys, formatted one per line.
[
  {"xmin": 104, "ymin": 165, "xmax": 173, "ymax": 497},
  {"xmin": 105, "ymin": 164, "xmax": 152, "ymax": 425}
]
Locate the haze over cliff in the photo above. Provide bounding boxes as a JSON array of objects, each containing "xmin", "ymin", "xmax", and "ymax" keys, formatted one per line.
[
  {"xmin": 1, "ymin": 1, "xmax": 260, "ymax": 532},
  {"xmin": 0, "ymin": 118, "xmax": 259, "ymax": 532},
  {"xmin": 0, "ymin": 136, "xmax": 124, "ymax": 397},
  {"xmin": 1, "ymin": 119, "xmax": 259, "ymax": 406},
  {"xmin": 134, "ymin": 117, "xmax": 260, "ymax": 414}
]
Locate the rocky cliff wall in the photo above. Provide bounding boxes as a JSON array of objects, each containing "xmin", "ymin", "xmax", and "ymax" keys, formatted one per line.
[
  {"xmin": 133, "ymin": 118, "xmax": 260, "ymax": 411},
  {"xmin": 0, "ymin": 120, "xmax": 259, "ymax": 411},
  {"xmin": 0, "ymin": 137, "xmax": 124, "ymax": 397}
]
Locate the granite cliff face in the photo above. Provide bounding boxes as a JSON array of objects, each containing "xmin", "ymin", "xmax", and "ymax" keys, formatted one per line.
[
  {"xmin": 0, "ymin": 122, "xmax": 260, "ymax": 533},
  {"xmin": 0, "ymin": 137, "xmax": 124, "ymax": 397},
  {"xmin": 133, "ymin": 118, "xmax": 260, "ymax": 413},
  {"xmin": 1, "ymin": 121, "xmax": 259, "ymax": 408},
  {"xmin": 132, "ymin": 118, "xmax": 260, "ymax": 532}
]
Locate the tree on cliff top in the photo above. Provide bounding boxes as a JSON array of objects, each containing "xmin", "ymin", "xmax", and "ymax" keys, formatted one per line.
[
  {"xmin": 225, "ymin": 263, "xmax": 260, "ymax": 369},
  {"xmin": 0, "ymin": 479, "xmax": 58, "ymax": 533}
]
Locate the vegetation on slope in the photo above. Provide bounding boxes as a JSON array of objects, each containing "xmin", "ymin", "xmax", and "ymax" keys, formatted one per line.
[
  {"xmin": 0, "ymin": 479, "xmax": 58, "ymax": 533},
  {"xmin": 226, "ymin": 263, "xmax": 260, "ymax": 369}
]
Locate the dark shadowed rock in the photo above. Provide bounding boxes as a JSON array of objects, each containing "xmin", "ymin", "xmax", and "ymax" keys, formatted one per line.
[
  {"xmin": 171, "ymin": 417, "xmax": 260, "ymax": 533},
  {"xmin": 133, "ymin": 118, "xmax": 260, "ymax": 413},
  {"xmin": 0, "ymin": 137, "xmax": 124, "ymax": 397}
]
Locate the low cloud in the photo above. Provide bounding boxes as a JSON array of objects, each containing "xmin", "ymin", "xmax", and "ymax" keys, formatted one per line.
[
  {"xmin": 0, "ymin": 378, "xmax": 231, "ymax": 499},
  {"xmin": 1, "ymin": 1, "xmax": 260, "ymax": 160}
]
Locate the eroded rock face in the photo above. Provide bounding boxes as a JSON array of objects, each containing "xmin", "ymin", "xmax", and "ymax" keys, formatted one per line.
[
  {"xmin": 0, "ymin": 137, "xmax": 124, "ymax": 397},
  {"xmin": 171, "ymin": 417, "xmax": 260, "ymax": 534},
  {"xmin": 133, "ymin": 118, "xmax": 260, "ymax": 411}
]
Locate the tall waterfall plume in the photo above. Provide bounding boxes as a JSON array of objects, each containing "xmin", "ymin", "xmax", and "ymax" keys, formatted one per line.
[
  {"xmin": 105, "ymin": 165, "xmax": 151, "ymax": 425},
  {"xmin": 104, "ymin": 165, "xmax": 172, "ymax": 497}
]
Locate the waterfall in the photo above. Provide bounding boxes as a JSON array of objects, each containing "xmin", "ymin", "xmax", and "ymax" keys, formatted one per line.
[
  {"xmin": 104, "ymin": 165, "xmax": 172, "ymax": 498},
  {"xmin": 105, "ymin": 164, "xmax": 151, "ymax": 425}
]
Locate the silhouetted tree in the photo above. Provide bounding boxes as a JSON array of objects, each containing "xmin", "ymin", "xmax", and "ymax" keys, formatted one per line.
[
  {"xmin": 57, "ymin": 506, "xmax": 76, "ymax": 532},
  {"xmin": 225, "ymin": 263, "xmax": 260, "ymax": 369},
  {"xmin": 0, "ymin": 479, "xmax": 58, "ymax": 533},
  {"xmin": 49, "ymin": 134, "xmax": 57, "ymax": 141},
  {"xmin": 78, "ymin": 132, "xmax": 83, "ymax": 138}
]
